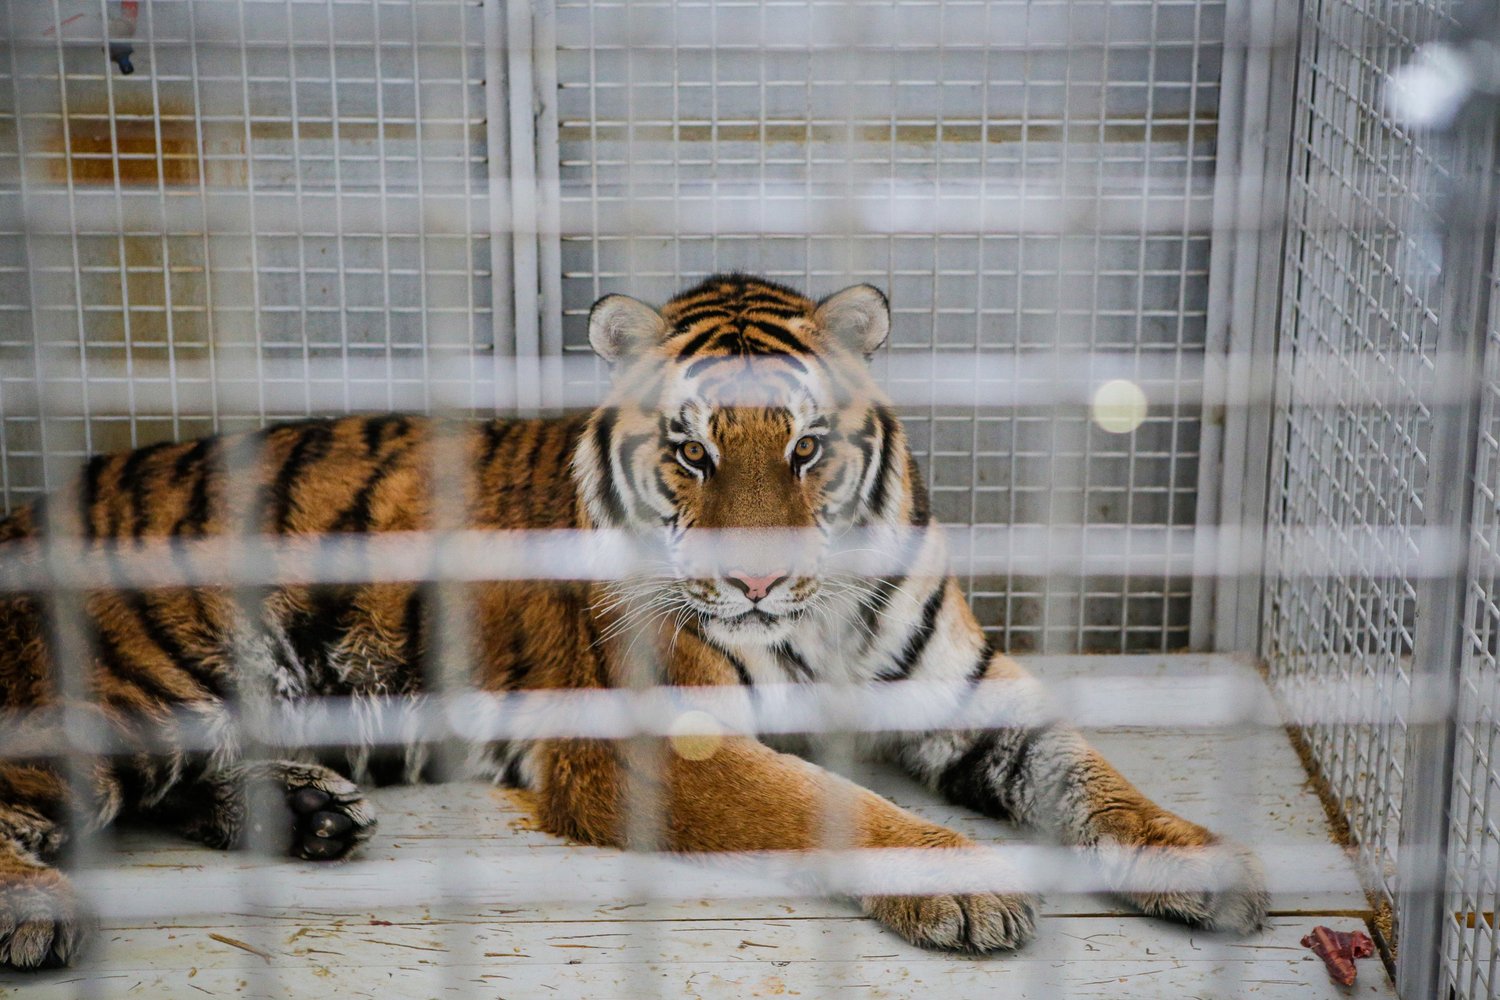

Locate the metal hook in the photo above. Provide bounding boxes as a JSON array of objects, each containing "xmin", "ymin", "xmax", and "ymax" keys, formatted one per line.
[{"xmin": 107, "ymin": 1, "xmax": 140, "ymax": 75}]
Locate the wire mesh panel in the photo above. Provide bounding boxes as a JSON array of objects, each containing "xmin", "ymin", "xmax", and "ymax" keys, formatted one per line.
[
  {"xmin": 552, "ymin": 0, "xmax": 1224, "ymax": 653},
  {"xmin": 0, "ymin": 0, "xmax": 496, "ymax": 509},
  {"xmin": 1449, "ymin": 220, "xmax": 1500, "ymax": 999},
  {"xmin": 1260, "ymin": 0, "xmax": 1451, "ymax": 945}
]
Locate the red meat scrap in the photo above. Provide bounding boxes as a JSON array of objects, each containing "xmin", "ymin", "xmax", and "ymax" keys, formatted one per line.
[{"xmin": 1300, "ymin": 925, "xmax": 1375, "ymax": 986}]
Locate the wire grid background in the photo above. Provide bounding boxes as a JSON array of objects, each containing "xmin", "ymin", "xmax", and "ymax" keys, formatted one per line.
[
  {"xmin": 0, "ymin": 0, "xmax": 496, "ymax": 500},
  {"xmin": 547, "ymin": 0, "xmax": 1221, "ymax": 653},
  {"xmin": 0, "ymin": 2, "xmax": 1229, "ymax": 656},
  {"xmin": 1259, "ymin": 0, "xmax": 1448, "ymax": 941}
]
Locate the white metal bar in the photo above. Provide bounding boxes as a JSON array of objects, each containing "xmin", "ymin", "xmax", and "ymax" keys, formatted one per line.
[
  {"xmin": 1397, "ymin": 113, "xmax": 1498, "ymax": 1000},
  {"xmin": 485, "ymin": 0, "xmax": 516, "ymax": 402},
  {"xmin": 1210, "ymin": 0, "xmax": 1299, "ymax": 653},
  {"xmin": 505, "ymin": 0, "xmax": 542, "ymax": 415},
  {"xmin": 532, "ymin": 0, "xmax": 565, "ymax": 410}
]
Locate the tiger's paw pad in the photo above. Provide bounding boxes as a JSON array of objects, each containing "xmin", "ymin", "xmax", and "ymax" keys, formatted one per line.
[
  {"xmin": 281, "ymin": 776, "xmax": 376, "ymax": 862},
  {"xmin": 0, "ymin": 869, "xmax": 92, "ymax": 970},
  {"xmin": 862, "ymin": 891, "xmax": 1038, "ymax": 953},
  {"xmin": 1119, "ymin": 841, "xmax": 1269, "ymax": 936}
]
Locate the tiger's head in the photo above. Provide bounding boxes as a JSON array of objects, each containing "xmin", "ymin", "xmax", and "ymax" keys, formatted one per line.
[{"xmin": 575, "ymin": 275, "xmax": 925, "ymax": 648}]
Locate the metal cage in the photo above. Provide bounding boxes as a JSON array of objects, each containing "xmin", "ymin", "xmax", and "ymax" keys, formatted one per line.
[{"xmin": 1, "ymin": 0, "xmax": 1499, "ymax": 997}]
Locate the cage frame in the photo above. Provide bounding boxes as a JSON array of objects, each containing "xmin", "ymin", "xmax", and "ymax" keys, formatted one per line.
[{"xmin": 4, "ymin": 0, "xmax": 1500, "ymax": 996}]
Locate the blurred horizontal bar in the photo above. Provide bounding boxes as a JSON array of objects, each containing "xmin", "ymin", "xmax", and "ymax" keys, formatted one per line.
[
  {"xmin": 6, "ymin": 175, "xmax": 1453, "ymax": 239},
  {"xmin": 0, "ymin": 672, "xmax": 1461, "ymax": 761},
  {"xmin": 6, "ymin": 2, "xmax": 1262, "ymax": 54},
  {"xmin": 66, "ymin": 843, "xmax": 1438, "ymax": 921},
  {"xmin": 0, "ymin": 349, "xmax": 1467, "ymax": 415},
  {"xmin": 0, "ymin": 524, "xmax": 1468, "ymax": 591}
]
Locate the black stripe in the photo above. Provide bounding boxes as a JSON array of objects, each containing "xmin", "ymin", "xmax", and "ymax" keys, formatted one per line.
[
  {"xmin": 525, "ymin": 423, "xmax": 550, "ymax": 473},
  {"xmin": 866, "ymin": 406, "xmax": 900, "ymax": 520},
  {"xmin": 116, "ymin": 442, "xmax": 173, "ymax": 539},
  {"xmin": 285, "ymin": 587, "xmax": 351, "ymax": 691},
  {"xmin": 173, "ymin": 439, "xmax": 217, "ymax": 537},
  {"xmin": 93, "ymin": 623, "xmax": 191, "ymax": 705},
  {"xmin": 332, "ymin": 445, "xmax": 410, "ymax": 533},
  {"xmin": 997, "ymin": 725, "xmax": 1052, "ymax": 806},
  {"xmin": 268, "ymin": 423, "xmax": 335, "ymax": 531},
  {"xmin": 684, "ymin": 353, "xmax": 741, "ymax": 380},
  {"xmin": 363, "ymin": 414, "xmax": 410, "ymax": 456},
  {"xmin": 967, "ymin": 642, "xmax": 994, "ymax": 684},
  {"xmin": 773, "ymin": 643, "xmax": 813, "ymax": 682},
  {"xmin": 671, "ymin": 305, "xmax": 734, "ymax": 327},
  {"xmin": 401, "ymin": 588, "xmax": 425, "ymax": 673},
  {"xmin": 591, "ymin": 409, "xmax": 627, "ymax": 526},
  {"xmin": 173, "ymin": 438, "xmax": 212, "ymax": 479},
  {"xmin": 821, "ymin": 464, "xmax": 850, "ymax": 499},
  {"xmin": 687, "ymin": 623, "xmax": 754, "ymax": 686},
  {"xmin": 675, "ymin": 325, "xmax": 723, "ymax": 360},
  {"xmin": 500, "ymin": 750, "xmax": 528, "ymax": 788},
  {"xmin": 743, "ymin": 344, "xmax": 810, "ymax": 376},
  {"xmin": 722, "ymin": 648, "xmax": 753, "ymax": 687},
  {"xmin": 849, "ymin": 412, "xmax": 878, "ymax": 466},
  {"xmin": 744, "ymin": 320, "xmax": 813, "ymax": 358},
  {"xmin": 482, "ymin": 419, "xmax": 517, "ymax": 470},
  {"xmin": 81, "ymin": 454, "xmax": 111, "ymax": 540},
  {"xmin": 935, "ymin": 723, "xmax": 1053, "ymax": 823},
  {"xmin": 651, "ymin": 468, "xmax": 674, "ymax": 517},
  {"xmin": 858, "ymin": 575, "xmax": 904, "ymax": 642},
  {"xmin": 125, "ymin": 592, "xmax": 227, "ymax": 699},
  {"xmin": 576, "ymin": 594, "xmax": 611, "ymax": 688},
  {"xmin": 0, "ymin": 511, "xmax": 25, "ymax": 546},
  {"xmin": 907, "ymin": 455, "xmax": 931, "ymax": 527},
  {"xmin": 1083, "ymin": 801, "xmax": 1132, "ymax": 831},
  {"xmin": 503, "ymin": 630, "xmax": 530, "ymax": 689},
  {"xmin": 879, "ymin": 584, "xmax": 946, "ymax": 680},
  {"xmin": 615, "ymin": 432, "xmax": 655, "ymax": 516},
  {"xmin": 937, "ymin": 732, "xmax": 1007, "ymax": 818},
  {"xmin": 742, "ymin": 303, "xmax": 808, "ymax": 319}
]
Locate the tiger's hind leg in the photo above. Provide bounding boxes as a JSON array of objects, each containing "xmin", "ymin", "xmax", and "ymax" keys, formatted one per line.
[{"xmin": 155, "ymin": 760, "xmax": 376, "ymax": 861}]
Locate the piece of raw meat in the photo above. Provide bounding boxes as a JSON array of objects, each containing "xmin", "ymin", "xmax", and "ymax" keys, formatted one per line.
[{"xmin": 1301, "ymin": 925, "xmax": 1375, "ymax": 986}]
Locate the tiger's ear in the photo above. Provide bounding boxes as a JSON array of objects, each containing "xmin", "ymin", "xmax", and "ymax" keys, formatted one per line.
[
  {"xmin": 814, "ymin": 284, "xmax": 890, "ymax": 358},
  {"xmin": 588, "ymin": 294, "xmax": 668, "ymax": 363}
]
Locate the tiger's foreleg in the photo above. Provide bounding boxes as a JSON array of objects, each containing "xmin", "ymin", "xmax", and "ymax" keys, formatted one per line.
[
  {"xmin": 534, "ymin": 735, "xmax": 1038, "ymax": 952},
  {"xmin": 152, "ymin": 759, "xmax": 376, "ymax": 861},
  {"xmin": 0, "ymin": 753, "xmax": 120, "ymax": 969},
  {"xmin": 888, "ymin": 627, "xmax": 1269, "ymax": 934},
  {"xmin": 0, "ymin": 834, "xmax": 90, "ymax": 970}
]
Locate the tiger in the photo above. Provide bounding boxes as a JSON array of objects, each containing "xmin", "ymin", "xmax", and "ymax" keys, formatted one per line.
[{"xmin": 0, "ymin": 274, "xmax": 1267, "ymax": 969}]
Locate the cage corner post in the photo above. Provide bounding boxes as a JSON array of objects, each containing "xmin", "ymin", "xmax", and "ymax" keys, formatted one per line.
[
  {"xmin": 1190, "ymin": 0, "xmax": 1301, "ymax": 654},
  {"xmin": 483, "ymin": 0, "xmax": 517, "ymax": 411},
  {"xmin": 1394, "ymin": 110, "xmax": 1500, "ymax": 1000},
  {"xmin": 494, "ymin": 0, "xmax": 563, "ymax": 417}
]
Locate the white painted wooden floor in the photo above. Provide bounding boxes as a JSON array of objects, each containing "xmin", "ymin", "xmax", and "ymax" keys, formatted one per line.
[{"xmin": 0, "ymin": 656, "xmax": 1396, "ymax": 998}]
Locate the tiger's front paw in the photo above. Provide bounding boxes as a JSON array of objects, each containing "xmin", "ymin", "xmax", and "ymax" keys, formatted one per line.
[
  {"xmin": 861, "ymin": 891, "xmax": 1038, "ymax": 952},
  {"xmin": 279, "ymin": 768, "xmax": 377, "ymax": 862},
  {"xmin": 0, "ymin": 866, "xmax": 92, "ymax": 970},
  {"xmin": 1110, "ymin": 839, "xmax": 1269, "ymax": 935}
]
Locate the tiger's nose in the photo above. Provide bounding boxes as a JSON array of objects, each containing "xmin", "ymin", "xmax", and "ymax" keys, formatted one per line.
[{"xmin": 724, "ymin": 570, "xmax": 789, "ymax": 603}]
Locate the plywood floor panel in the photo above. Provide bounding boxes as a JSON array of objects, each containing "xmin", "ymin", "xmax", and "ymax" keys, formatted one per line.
[{"xmin": 0, "ymin": 656, "xmax": 1394, "ymax": 998}]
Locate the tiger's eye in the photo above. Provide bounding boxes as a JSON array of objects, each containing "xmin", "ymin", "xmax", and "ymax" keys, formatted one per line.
[
  {"xmin": 681, "ymin": 441, "xmax": 707, "ymax": 463},
  {"xmin": 794, "ymin": 435, "xmax": 818, "ymax": 459}
]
